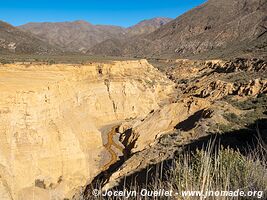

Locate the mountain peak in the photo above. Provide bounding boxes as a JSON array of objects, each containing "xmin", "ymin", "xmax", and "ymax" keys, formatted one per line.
[
  {"xmin": 131, "ymin": 17, "xmax": 172, "ymax": 27},
  {"xmin": 72, "ymin": 20, "xmax": 92, "ymax": 25},
  {"xmin": 127, "ymin": 17, "xmax": 173, "ymax": 36}
]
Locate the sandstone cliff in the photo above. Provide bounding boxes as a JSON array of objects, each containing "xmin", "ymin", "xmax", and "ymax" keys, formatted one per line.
[
  {"xmin": 0, "ymin": 60, "xmax": 174, "ymax": 200},
  {"xmin": 1, "ymin": 58, "xmax": 266, "ymax": 200},
  {"xmin": 82, "ymin": 58, "xmax": 266, "ymax": 194}
]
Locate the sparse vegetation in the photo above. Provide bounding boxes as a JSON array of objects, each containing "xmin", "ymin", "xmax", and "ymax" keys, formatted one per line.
[
  {"xmin": 0, "ymin": 58, "xmax": 13, "ymax": 64},
  {"xmin": 229, "ymin": 94, "xmax": 267, "ymax": 111},
  {"xmin": 47, "ymin": 59, "xmax": 56, "ymax": 65},
  {"xmin": 223, "ymin": 72, "xmax": 255, "ymax": 84},
  {"xmin": 169, "ymin": 144, "xmax": 267, "ymax": 199},
  {"xmin": 0, "ymin": 54, "xmax": 135, "ymax": 65},
  {"xmin": 84, "ymin": 138, "xmax": 267, "ymax": 200},
  {"xmin": 221, "ymin": 94, "xmax": 267, "ymax": 131}
]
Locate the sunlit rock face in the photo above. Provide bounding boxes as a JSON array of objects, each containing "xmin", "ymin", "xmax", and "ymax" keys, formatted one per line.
[{"xmin": 0, "ymin": 60, "xmax": 174, "ymax": 200}]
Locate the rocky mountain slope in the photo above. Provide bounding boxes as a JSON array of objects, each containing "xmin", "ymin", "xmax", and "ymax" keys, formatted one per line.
[
  {"xmin": 0, "ymin": 21, "xmax": 60, "ymax": 54},
  {"xmin": 126, "ymin": 17, "xmax": 172, "ymax": 36},
  {"xmin": 89, "ymin": 0, "xmax": 267, "ymax": 59},
  {"xmin": 19, "ymin": 18, "xmax": 172, "ymax": 53},
  {"xmin": 19, "ymin": 20, "xmax": 126, "ymax": 53}
]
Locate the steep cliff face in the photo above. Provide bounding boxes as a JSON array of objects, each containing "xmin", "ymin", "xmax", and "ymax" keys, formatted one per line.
[
  {"xmin": 0, "ymin": 60, "xmax": 174, "ymax": 200},
  {"xmin": 88, "ymin": 58, "xmax": 266, "ymax": 193}
]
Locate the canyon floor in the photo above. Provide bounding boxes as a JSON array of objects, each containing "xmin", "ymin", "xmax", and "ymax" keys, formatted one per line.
[{"xmin": 0, "ymin": 57, "xmax": 266, "ymax": 200}]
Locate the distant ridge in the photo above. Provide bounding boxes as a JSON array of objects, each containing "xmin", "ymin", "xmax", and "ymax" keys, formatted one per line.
[{"xmin": 19, "ymin": 18, "xmax": 172, "ymax": 53}]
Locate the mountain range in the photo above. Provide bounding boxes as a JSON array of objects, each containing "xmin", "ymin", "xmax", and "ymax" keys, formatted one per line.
[
  {"xmin": 19, "ymin": 18, "xmax": 172, "ymax": 53},
  {"xmin": 0, "ymin": 0, "xmax": 266, "ymax": 59},
  {"xmin": 89, "ymin": 0, "xmax": 267, "ymax": 59}
]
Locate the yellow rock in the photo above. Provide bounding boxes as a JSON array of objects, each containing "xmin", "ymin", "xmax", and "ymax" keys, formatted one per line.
[{"xmin": 0, "ymin": 60, "xmax": 174, "ymax": 199}]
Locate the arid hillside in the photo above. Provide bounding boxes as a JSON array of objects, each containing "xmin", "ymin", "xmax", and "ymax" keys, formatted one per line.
[
  {"xmin": 89, "ymin": 0, "xmax": 267, "ymax": 59},
  {"xmin": 19, "ymin": 18, "xmax": 172, "ymax": 53},
  {"xmin": 126, "ymin": 17, "xmax": 172, "ymax": 36},
  {"xmin": 0, "ymin": 21, "xmax": 60, "ymax": 54},
  {"xmin": 19, "ymin": 20, "xmax": 126, "ymax": 53}
]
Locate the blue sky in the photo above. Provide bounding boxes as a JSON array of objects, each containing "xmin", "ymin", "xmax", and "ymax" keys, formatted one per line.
[{"xmin": 0, "ymin": 0, "xmax": 207, "ymax": 27}]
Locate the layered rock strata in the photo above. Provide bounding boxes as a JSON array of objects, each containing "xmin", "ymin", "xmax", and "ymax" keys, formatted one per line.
[{"xmin": 0, "ymin": 60, "xmax": 174, "ymax": 200}]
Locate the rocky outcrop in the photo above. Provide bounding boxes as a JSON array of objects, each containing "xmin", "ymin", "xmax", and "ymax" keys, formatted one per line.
[
  {"xmin": 98, "ymin": 98, "xmax": 211, "ymax": 191},
  {"xmin": 83, "ymin": 58, "xmax": 267, "ymax": 194},
  {"xmin": 190, "ymin": 79, "xmax": 267, "ymax": 100},
  {"xmin": 0, "ymin": 60, "xmax": 174, "ymax": 200},
  {"xmin": 119, "ymin": 98, "xmax": 210, "ymax": 153},
  {"xmin": 210, "ymin": 58, "xmax": 267, "ymax": 73},
  {"xmin": 163, "ymin": 58, "xmax": 267, "ymax": 101}
]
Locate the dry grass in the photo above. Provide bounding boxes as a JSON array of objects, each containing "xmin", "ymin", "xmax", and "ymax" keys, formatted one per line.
[
  {"xmin": 80, "ymin": 136, "xmax": 267, "ymax": 200},
  {"xmin": 169, "ymin": 141, "xmax": 267, "ymax": 199}
]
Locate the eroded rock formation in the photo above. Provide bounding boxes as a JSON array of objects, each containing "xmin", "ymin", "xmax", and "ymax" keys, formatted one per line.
[
  {"xmin": 82, "ymin": 58, "xmax": 266, "ymax": 194},
  {"xmin": 0, "ymin": 58, "xmax": 266, "ymax": 200},
  {"xmin": 0, "ymin": 60, "xmax": 174, "ymax": 200}
]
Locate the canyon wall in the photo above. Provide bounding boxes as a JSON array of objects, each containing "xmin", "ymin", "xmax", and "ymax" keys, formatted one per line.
[
  {"xmin": 89, "ymin": 58, "xmax": 267, "ymax": 192},
  {"xmin": 0, "ymin": 60, "xmax": 174, "ymax": 200}
]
